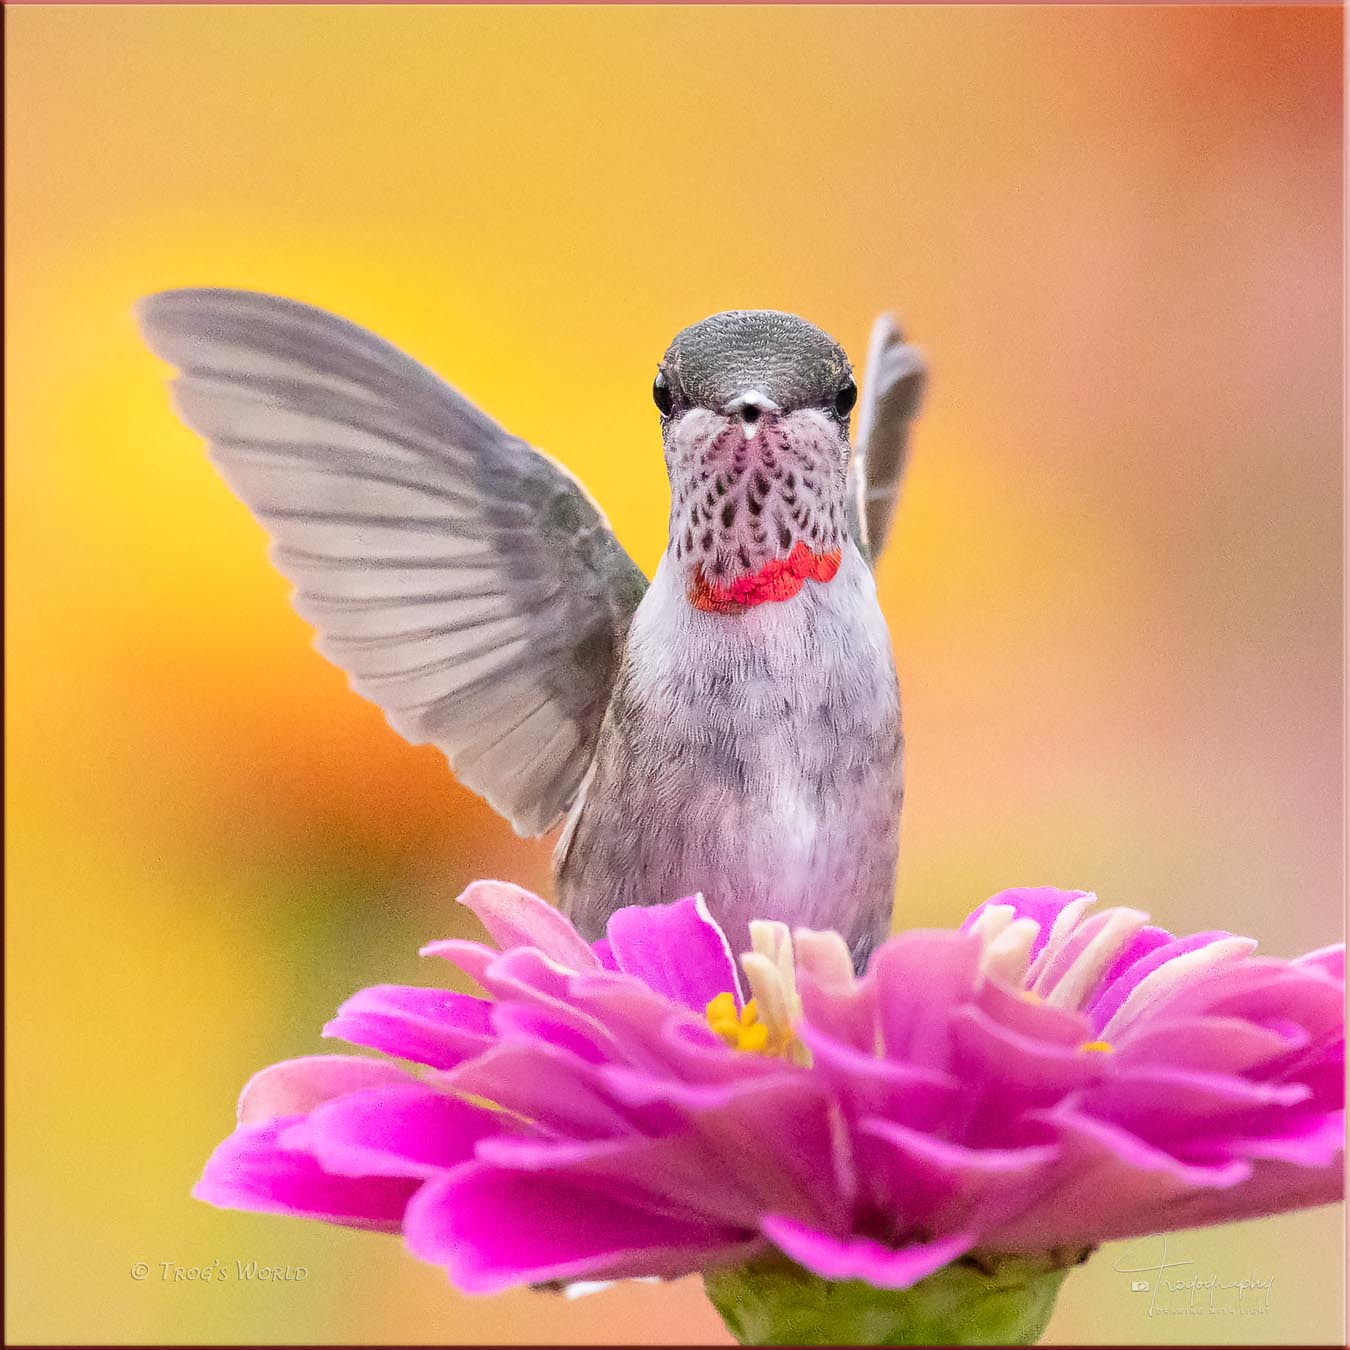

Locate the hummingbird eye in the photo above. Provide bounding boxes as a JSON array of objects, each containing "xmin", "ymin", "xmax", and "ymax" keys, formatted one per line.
[
  {"xmin": 833, "ymin": 378, "xmax": 858, "ymax": 419},
  {"xmin": 652, "ymin": 370, "xmax": 675, "ymax": 417}
]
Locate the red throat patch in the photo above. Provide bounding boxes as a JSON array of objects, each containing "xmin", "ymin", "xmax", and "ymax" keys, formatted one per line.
[{"xmin": 689, "ymin": 541, "xmax": 842, "ymax": 615}]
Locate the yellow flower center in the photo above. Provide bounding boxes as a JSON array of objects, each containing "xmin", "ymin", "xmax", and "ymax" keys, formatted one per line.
[
  {"xmin": 1080, "ymin": 1039, "xmax": 1114, "ymax": 1054},
  {"xmin": 706, "ymin": 992, "xmax": 793, "ymax": 1057}
]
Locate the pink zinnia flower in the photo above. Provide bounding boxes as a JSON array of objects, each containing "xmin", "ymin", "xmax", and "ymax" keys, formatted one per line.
[{"xmin": 197, "ymin": 883, "xmax": 1343, "ymax": 1312}]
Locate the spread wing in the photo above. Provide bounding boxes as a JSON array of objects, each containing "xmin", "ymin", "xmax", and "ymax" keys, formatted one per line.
[
  {"xmin": 849, "ymin": 313, "xmax": 928, "ymax": 564},
  {"xmin": 137, "ymin": 288, "xmax": 648, "ymax": 837}
]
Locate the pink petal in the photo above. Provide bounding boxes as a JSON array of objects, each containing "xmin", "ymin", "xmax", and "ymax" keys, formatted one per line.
[
  {"xmin": 470, "ymin": 1131, "xmax": 772, "ymax": 1231},
  {"xmin": 237, "ymin": 1055, "xmax": 414, "ymax": 1125},
  {"xmin": 976, "ymin": 976, "xmax": 1090, "ymax": 1046},
  {"xmin": 1175, "ymin": 960, "xmax": 1344, "ymax": 1040},
  {"xmin": 441, "ymin": 1039, "xmax": 661, "ymax": 1138},
  {"xmin": 797, "ymin": 965, "xmax": 879, "ymax": 1051},
  {"xmin": 761, "ymin": 1216, "xmax": 975, "ymax": 1289},
  {"xmin": 194, "ymin": 1118, "xmax": 418, "ymax": 1231},
  {"xmin": 591, "ymin": 937, "xmax": 620, "ymax": 972},
  {"xmin": 1088, "ymin": 931, "xmax": 1236, "ymax": 1033},
  {"xmin": 793, "ymin": 928, "xmax": 858, "ymax": 988},
  {"xmin": 1080, "ymin": 1065, "xmax": 1309, "ymax": 1140},
  {"xmin": 1098, "ymin": 938, "xmax": 1258, "ymax": 1039},
  {"xmin": 1097, "ymin": 925, "xmax": 1175, "ymax": 991},
  {"xmin": 418, "ymin": 937, "xmax": 498, "ymax": 988},
  {"xmin": 458, "ymin": 880, "xmax": 599, "ymax": 970},
  {"xmin": 1295, "ymin": 945, "xmax": 1345, "ymax": 982},
  {"xmin": 1031, "ymin": 908, "xmax": 1150, "ymax": 1009},
  {"xmin": 961, "ymin": 888, "xmax": 1093, "ymax": 963},
  {"xmin": 857, "ymin": 1116, "xmax": 1059, "ymax": 1234},
  {"xmin": 568, "ymin": 975, "xmax": 748, "ymax": 1081},
  {"xmin": 605, "ymin": 895, "xmax": 743, "ymax": 1013},
  {"xmin": 491, "ymin": 1001, "xmax": 615, "ymax": 1064},
  {"xmin": 1023, "ymin": 895, "xmax": 1099, "ymax": 986},
  {"xmin": 472, "ymin": 949, "xmax": 627, "ymax": 1059},
  {"xmin": 950, "ymin": 1004, "xmax": 1103, "ymax": 1099},
  {"xmin": 796, "ymin": 1021, "xmax": 960, "ymax": 1130},
  {"xmin": 520, "ymin": 1069, "xmax": 854, "ymax": 1232},
  {"xmin": 1148, "ymin": 1153, "xmax": 1345, "ymax": 1233},
  {"xmin": 322, "ymin": 984, "xmax": 495, "ymax": 1069},
  {"xmin": 404, "ymin": 1163, "xmax": 757, "ymax": 1293},
  {"xmin": 871, "ymin": 931, "xmax": 983, "ymax": 1066},
  {"xmin": 301, "ymin": 1083, "xmax": 504, "ymax": 1178},
  {"xmin": 986, "ymin": 1108, "xmax": 1251, "ymax": 1250},
  {"xmin": 1114, "ymin": 1015, "xmax": 1308, "ymax": 1075},
  {"xmin": 1212, "ymin": 1109, "xmax": 1345, "ymax": 1168}
]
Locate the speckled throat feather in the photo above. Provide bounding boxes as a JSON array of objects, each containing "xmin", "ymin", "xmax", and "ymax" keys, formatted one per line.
[{"xmin": 669, "ymin": 410, "xmax": 848, "ymax": 596}]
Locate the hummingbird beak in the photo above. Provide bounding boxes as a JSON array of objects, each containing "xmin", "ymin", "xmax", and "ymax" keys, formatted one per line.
[{"xmin": 721, "ymin": 390, "xmax": 780, "ymax": 439}]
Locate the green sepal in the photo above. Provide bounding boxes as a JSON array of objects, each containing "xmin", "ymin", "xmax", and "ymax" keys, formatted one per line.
[{"xmin": 702, "ymin": 1246, "xmax": 1091, "ymax": 1346}]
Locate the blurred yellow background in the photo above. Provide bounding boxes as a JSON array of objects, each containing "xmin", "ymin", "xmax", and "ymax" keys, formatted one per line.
[{"xmin": 5, "ymin": 5, "xmax": 1343, "ymax": 1344}]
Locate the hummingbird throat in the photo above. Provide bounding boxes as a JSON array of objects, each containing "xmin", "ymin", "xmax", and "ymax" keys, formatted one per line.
[{"xmin": 688, "ymin": 541, "xmax": 842, "ymax": 615}]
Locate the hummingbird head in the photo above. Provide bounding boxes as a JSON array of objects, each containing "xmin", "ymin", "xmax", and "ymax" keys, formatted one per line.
[{"xmin": 654, "ymin": 311, "xmax": 858, "ymax": 613}]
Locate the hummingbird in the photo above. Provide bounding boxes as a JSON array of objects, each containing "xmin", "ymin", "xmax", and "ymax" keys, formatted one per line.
[{"xmin": 137, "ymin": 291, "xmax": 926, "ymax": 967}]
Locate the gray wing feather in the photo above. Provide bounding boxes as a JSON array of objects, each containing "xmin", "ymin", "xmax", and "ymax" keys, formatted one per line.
[
  {"xmin": 137, "ymin": 288, "xmax": 647, "ymax": 836},
  {"xmin": 850, "ymin": 313, "xmax": 928, "ymax": 563}
]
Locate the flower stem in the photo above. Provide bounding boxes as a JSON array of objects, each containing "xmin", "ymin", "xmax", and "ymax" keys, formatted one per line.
[{"xmin": 702, "ymin": 1248, "xmax": 1089, "ymax": 1346}]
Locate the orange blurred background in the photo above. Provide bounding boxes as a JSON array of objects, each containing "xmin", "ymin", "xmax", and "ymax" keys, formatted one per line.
[{"xmin": 5, "ymin": 5, "xmax": 1343, "ymax": 1344}]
